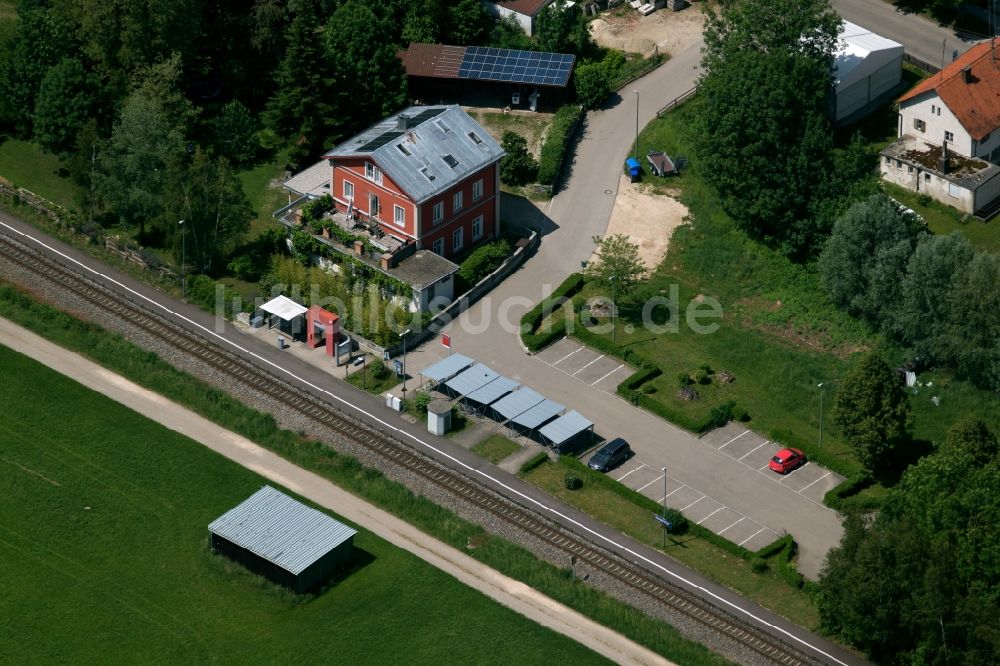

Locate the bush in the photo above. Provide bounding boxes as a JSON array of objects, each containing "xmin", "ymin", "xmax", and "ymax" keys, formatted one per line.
[
  {"xmin": 370, "ymin": 360, "xmax": 389, "ymax": 380},
  {"xmin": 676, "ymin": 372, "xmax": 691, "ymax": 387},
  {"xmin": 537, "ymin": 105, "xmax": 583, "ymax": 185},
  {"xmin": 750, "ymin": 558, "xmax": 769, "ymax": 574},
  {"xmin": 695, "ymin": 370, "xmax": 710, "ymax": 385},
  {"xmin": 564, "ymin": 473, "xmax": 583, "ymax": 490},
  {"xmin": 660, "ymin": 508, "xmax": 687, "ymax": 533},
  {"xmin": 707, "ymin": 401, "xmax": 735, "ymax": 429},
  {"xmin": 641, "ymin": 384, "xmax": 657, "ymax": 394},
  {"xmin": 519, "ymin": 451, "xmax": 549, "ymax": 474},
  {"xmin": 458, "ymin": 239, "xmax": 512, "ymax": 285},
  {"xmin": 414, "ymin": 390, "xmax": 433, "ymax": 414},
  {"xmin": 573, "ymin": 61, "xmax": 612, "ymax": 110},
  {"xmin": 499, "ymin": 132, "xmax": 538, "ymax": 186}
]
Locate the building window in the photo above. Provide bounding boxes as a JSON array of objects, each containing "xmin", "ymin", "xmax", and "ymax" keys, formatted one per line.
[
  {"xmin": 945, "ymin": 131, "xmax": 954, "ymax": 142},
  {"xmin": 394, "ymin": 204, "xmax": 405, "ymax": 227},
  {"xmin": 343, "ymin": 180, "xmax": 354, "ymax": 201},
  {"xmin": 432, "ymin": 201, "xmax": 444, "ymax": 224},
  {"xmin": 453, "ymin": 190, "xmax": 463, "ymax": 213},
  {"xmin": 472, "ymin": 215, "xmax": 483, "ymax": 241},
  {"xmin": 896, "ymin": 159, "xmax": 902, "ymax": 170},
  {"xmin": 913, "ymin": 118, "xmax": 926, "ymax": 132},
  {"xmin": 432, "ymin": 238, "xmax": 444, "ymax": 255},
  {"xmin": 907, "ymin": 165, "xmax": 913, "ymax": 173},
  {"xmin": 931, "ymin": 104, "xmax": 936, "ymax": 114},
  {"xmin": 925, "ymin": 172, "xmax": 931, "ymax": 182},
  {"xmin": 369, "ymin": 193, "xmax": 380, "ymax": 217},
  {"xmin": 365, "ymin": 162, "xmax": 383, "ymax": 184},
  {"xmin": 884, "ymin": 155, "xmax": 891, "ymax": 164},
  {"xmin": 948, "ymin": 182, "xmax": 962, "ymax": 198},
  {"xmin": 472, "ymin": 179, "xmax": 484, "ymax": 201},
  {"xmin": 453, "ymin": 227, "xmax": 464, "ymax": 253}
]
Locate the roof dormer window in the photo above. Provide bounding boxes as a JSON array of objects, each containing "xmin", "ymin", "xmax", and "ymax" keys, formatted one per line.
[{"xmin": 442, "ymin": 154, "xmax": 459, "ymax": 168}]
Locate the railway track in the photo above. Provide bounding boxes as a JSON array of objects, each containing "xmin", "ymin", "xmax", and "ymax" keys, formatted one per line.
[{"xmin": 0, "ymin": 233, "xmax": 822, "ymax": 666}]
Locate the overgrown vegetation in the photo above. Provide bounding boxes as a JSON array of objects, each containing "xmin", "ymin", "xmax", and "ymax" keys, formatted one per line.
[{"xmin": 537, "ymin": 105, "xmax": 583, "ymax": 186}]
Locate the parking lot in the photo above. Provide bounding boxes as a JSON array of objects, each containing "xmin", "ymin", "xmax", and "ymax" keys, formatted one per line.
[
  {"xmin": 592, "ymin": 422, "xmax": 846, "ymax": 554},
  {"xmin": 534, "ymin": 337, "xmax": 633, "ymax": 394}
]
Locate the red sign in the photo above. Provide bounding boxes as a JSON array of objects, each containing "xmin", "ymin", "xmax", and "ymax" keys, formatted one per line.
[{"xmin": 442, "ymin": 333, "xmax": 451, "ymax": 348}]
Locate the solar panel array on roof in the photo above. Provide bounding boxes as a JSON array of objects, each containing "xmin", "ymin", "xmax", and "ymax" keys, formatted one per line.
[
  {"xmin": 491, "ymin": 387, "xmax": 545, "ymax": 420},
  {"xmin": 410, "ymin": 107, "xmax": 447, "ymax": 124},
  {"xmin": 512, "ymin": 399, "xmax": 564, "ymax": 430},
  {"xmin": 357, "ymin": 130, "xmax": 404, "ymax": 153},
  {"xmin": 457, "ymin": 46, "xmax": 575, "ymax": 87},
  {"xmin": 538, "ymin": 410, "xmax": 593, "ymax": 447},
  {"xmin": 445, "ymin": 363, "xmax": 499, "ymax": 396},
  {"xmin": 420, "ymin": 353, "xmax": 474, "ymax": 383}
]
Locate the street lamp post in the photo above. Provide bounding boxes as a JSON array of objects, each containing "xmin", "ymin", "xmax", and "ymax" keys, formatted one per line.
[
  {"xmin": 633, "ymin": 90, "xmax": 639, "ymax": 158},
  {"xmin": 817, "ymin": 382, "xmax": 825, "ymax": 449},
  {"xmin": 661, "ymin": 466, "xmax": 668, "ymax": 547},
  {"xmin": 609, "ymin": 275, "xmax": 617, "ymax": 345},
  {"xmin": 178, "ymin": 219, "xmax": 186, "ymax": 300},
  {"xmin": 399, "ymin": 328, "xmax": 412, "ymax": 395}
]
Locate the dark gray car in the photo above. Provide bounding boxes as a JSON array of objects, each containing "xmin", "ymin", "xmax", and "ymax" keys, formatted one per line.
[{"xmin": 588, "ymin": 438, "xmax": 631, "ymax": 472}]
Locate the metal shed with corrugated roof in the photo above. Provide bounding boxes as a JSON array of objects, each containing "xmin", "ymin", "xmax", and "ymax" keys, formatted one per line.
[{"xmin": 208, "ymin": 485, "xmax": 357, "ymax": 593}]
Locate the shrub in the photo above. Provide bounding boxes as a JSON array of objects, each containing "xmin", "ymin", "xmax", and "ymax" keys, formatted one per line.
[
  {"xmin": 660, "ymin": 508, "xmax": 687, "ymax": 533},
  {"xmin": 695, "ymin": 370, "xmax": 710, "ymax": 385},
  {"xmin": 750, "ymin": 558, "xmax": 769, "ymax": 574},
  {"xmin": 300, "ymin": 194, "xmax": 333, "ymax": 226},
  {"xmin": 370, "ymin": 360, "xmax": 389, "ymax": 380},
  {"xmin": 641, "ymin": 384, "xmax": 657, "ymax": 394},
  {"xmin": 707, "ymin": 401, "xmax": 735, "ymax": 429},
  {"xmin": 537, "ymin": 105, "xmax": 583, "ymax": 185},
  {"xmin": 458, "ymin": 239, "xmax": 512, "ymax": 285},
  {"xmin": 499, "ymin": 131, "xmax": 538, "ymax": 186},
  {"xmin": 414, "ymin": 390, "xmax": 433, "ymax": 414},
  {"xmin": 676, "ymin": 372, "xmax": 691, "ymax": 387},
  {"xmin": 573, "ymin": 60, "xmax": 611, "ymax": 110},
  {"xmin": 519, "ymin": 451, "xmax": 549, "ymax": 474},
  {"xmin": 564, "ymin": 473, "xmax": 583, "ymax": 490}
]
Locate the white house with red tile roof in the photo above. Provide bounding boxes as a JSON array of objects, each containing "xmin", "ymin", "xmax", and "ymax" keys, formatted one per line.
[
  {"xmin": 483, "ymin": 0, "xmax": 556, "ymax": 35},
  {"xmin": 880, "ymin": 41, "xmax": 1000, "ymax": 218}
]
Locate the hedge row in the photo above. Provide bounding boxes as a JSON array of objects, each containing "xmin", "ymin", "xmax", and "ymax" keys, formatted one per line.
[
  {"xmin": 520, "ymin": 273, "xmax": 586, "ymax": 352},
  {"xmin": 537, "ymin": 105, "xmax": 584, "ymax": 185},
  {"xmin": 823, "ymin": 472, "xmax": 876, "ymax": 511},
  {"xmin": 519, "ymin": 451, "xmax": 550, "ymax": 474}
]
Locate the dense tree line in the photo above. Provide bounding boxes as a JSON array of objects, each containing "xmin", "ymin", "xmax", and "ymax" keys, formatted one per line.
[
  {"xmin": 819, "ymin": 418, "xmax": 1000, "ymax": 663},
  {"xmin": 820, "ymin": 193, "xmax": 1000, "ymax": 391},
  {"xmin": 692, "ymin": 0, "xmax": 873, "ymax": 257}
]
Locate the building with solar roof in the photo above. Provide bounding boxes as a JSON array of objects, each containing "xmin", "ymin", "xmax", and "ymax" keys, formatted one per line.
[{"xmin": 208, "ymin": 486, "xmax": 357, "ymax": 594}]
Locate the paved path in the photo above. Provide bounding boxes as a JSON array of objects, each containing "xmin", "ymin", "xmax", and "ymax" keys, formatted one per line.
[{"xmin": 0, "ymin": 315, "xmax": 670, "ymax": 666}]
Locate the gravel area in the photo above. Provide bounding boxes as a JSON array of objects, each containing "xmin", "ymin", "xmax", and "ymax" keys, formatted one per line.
[{"xmin": 0, "ymin": 235, "xmax": 824, "ymax": 666}]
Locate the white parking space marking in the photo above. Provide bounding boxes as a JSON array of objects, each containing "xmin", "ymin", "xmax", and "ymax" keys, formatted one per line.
[
  {"xmin": 615, "ymin": 464, "xmax": 645, "ymax": 482},
  {"xmin": 572, "ymin": 354, "xmax": 605, "ymax": 376},
  {"xmin": 592, "ymin": 364, "xmax": 625, "ymax": 386},
  {"xmin": 759, "ymin": 464, "xmax": 771, "ymax": 472},
  {"xmin": 636, "ymin": 473, "xmax": 665, "ymax": 492},
  {"xmin": 739, "ymin": 528, "xmax": 767, "ymax": 547},
  {"xmin": 681, "ymin": 496, "xmax": 704, "ymax": 511},
  {"xmin": 718, "ymin": 517, "xmax": 745, "ymax": 535},
  {"xmin": 664, "ymin": 485, "xmax": 684, "ymax": 499},
  {"xmin": 779, "ymin": 463, "xmax": 808, "ymax": 481},
  {"xmin": 696, "ymin": 507, "xmax": 724, "ymax": 525},
  {"xmin": 798, "ymin": 472, "xmax": 831, "ymax": 494},
  {"xmin": 719, "ymin": 429, "xmax": 750, "ymax": 450},
  {"xmin": 553, "ymin": 346, "xmax": 584, "ymax": 366},
  {"xmin": 738, "ymin": 441, "xmax": 768, "ymax": 461}
]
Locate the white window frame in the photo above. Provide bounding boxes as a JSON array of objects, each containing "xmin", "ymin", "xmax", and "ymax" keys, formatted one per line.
[
  {"xmin": 432, "ymin": 238, "xmax": 444, "ymax": 255},
  {"xmin": 393, "ymin": 204, "xmax": 405, "ymax": 227},
  {"xmin": 472, "ymin": 215, "xmax": 483, "ymax": 241},
  {"xmin": 453, "ymin": 190, "xmax": 463, "ymax": 213},
  {"xmin": 369, "ymin": 193, "xmax": 380, "ymax": 217},
  {"xmin": 432, "ymin": 201, "xmax": 444, "ymax": 224},
  {"xmin": 365, "ymin": 162, "xmax": 383, "ymax": 184},
  {"xmin": 343, "ymin": 179, "xmax": 354, "ymax": 201},
  {"xmin": 472, "ymin": 179, "xmax": 484, "ymax": 201},
  {"xmin": 452, "ymin": 227, "xmax": 464, "ymax": 253},
  {"xmin": 945, "ymin": 130, "xmax": 955, "ymax": 142}
]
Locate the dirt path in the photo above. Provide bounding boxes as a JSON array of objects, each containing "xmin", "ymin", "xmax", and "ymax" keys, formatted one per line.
[
  {"xmin": 0, "ymin": 316, "xmax": 672, "ymax": 666},
  {"xmin": 591, "ymin": 175, "xmax": 689, "ymax": 270},
  {"xmin": 590, "ymin": 5, "xmax": 706, "ymax": 57}
]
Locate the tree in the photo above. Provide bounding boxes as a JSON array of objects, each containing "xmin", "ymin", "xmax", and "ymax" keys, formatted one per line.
[
  {"xmin": 489, "ymin": 15, "xmax": 534, "ymax": 51},
  {"xmin": 573, "ymin": 61, "xmax": 611, "ymax": 110},
  {"xmin": 584, "ymin": 234, "xmax": 647, "ymax": 301},
  {"xmin": 535, "ymin": 0, "xmax": 591, "ymax": 56},
  {"xmin": 819, "ymin": 194, "xmax": 925, "ymax": 328},
  {"xmin": 214, "ymin": 100, "xmax": 259, "ymax": 166},
  {"xmin": 832, "ymin": 352, "xmax": 912, "ymax": 473},
  {"xmin": 942, "ymin": 418, "xmax": 999, "ymax": 465},
  {"xmin": 446, "ymin": 0, "xmax": 493, "ymax": 46},
  {"xmin": 498, "ymin": 132, "xmax": 538, "ymax": 186},
  {"xmin": 33, "ymin": 58, "xmax": 101, "ymax": 154},
  {"xmin": 937, "ymin": 251, "xmax": 1000, "ymax": 389},
  {"xmin": 900, "ymin": 232, "xmax": 974, "ymax": 353}
]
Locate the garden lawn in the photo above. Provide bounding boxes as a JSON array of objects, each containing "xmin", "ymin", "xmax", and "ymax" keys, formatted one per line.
[
  {"xmin": 522, "ymin": 458, "xmax": 820, "ymax": 629},
  {"xmin": 237, "ymin": 148, "xmax": 292, "ymax": 239},
  {"xmin": 0, "ymin": 1, "xmax": 16, "ymax": 48},
  {"xmin": 472, "ymin": 434, "xmax": 521, "ymax": 463},
  {"xmin": 0, "ymin": 137, "xmax": 79, "ymax": 207},
  {"xmin": 884, "ymin": 182, "xmax": 1000, "ymax": 253},
  {"xmin": 0, "ymin": 344, "xmax": 607, "ymax": 665}
]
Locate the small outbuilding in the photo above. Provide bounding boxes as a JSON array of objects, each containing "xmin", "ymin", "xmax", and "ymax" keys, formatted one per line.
[
  {"xmin": 832, "ymin": 21, "xmax": 904, "ymax": 123},
  {"xmin": 208, "ymin": 485, "xmax": 357, "ymax": 594}
]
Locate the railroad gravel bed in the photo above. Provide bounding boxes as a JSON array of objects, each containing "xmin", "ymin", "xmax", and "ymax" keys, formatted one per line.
[{"xmin": 0, "ymin": 238, "xmax": 822, "ymax": 666}]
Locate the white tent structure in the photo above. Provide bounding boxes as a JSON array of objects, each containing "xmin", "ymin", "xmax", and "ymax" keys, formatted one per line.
[
  {"xmin": 832, "ymin": 21, "xmax": 904, "ymax": 122},
  {"xmin": 260, "ymin": 295, "xmax": 307, "ymax": 338}
]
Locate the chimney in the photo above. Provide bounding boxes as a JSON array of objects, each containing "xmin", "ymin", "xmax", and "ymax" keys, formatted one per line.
[
  {"xmin": 353, "ymin": 240, "xmax": 364, "ymax": 255},
  {"xmin": 380, "ymin": 253, "xmax": 394, "ymax": 270},
  {"xmin": 939, "ymin": 141, "xmax": 949, "ymax": 174},
  {"xmin": 397, "ymin": 113, "xmax": 411, "ymax": 131},
  {"xmin": 963, "ymin": 65, "xmax": 973, "ymax": 83}
]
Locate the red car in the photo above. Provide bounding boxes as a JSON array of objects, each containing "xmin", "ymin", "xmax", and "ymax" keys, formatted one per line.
[{"xmin": 769, "ymin": 448, "xmax": 806, "ymax": 474}]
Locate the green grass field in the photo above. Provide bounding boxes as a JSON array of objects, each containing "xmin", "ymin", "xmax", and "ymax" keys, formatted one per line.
[
  {"xmin": 0, "ymin": 137, "xmax": 80, "ymax": 207},
  {"xmin": 472, "ymin": 434, "xmax": 521, "ymax": 464},
  {"xmin": 0, "ymin": 344, "xmax": 607, "ymax": 664}
]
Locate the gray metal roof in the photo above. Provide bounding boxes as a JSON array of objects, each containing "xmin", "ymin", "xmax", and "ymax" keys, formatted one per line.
[
  {"xmin": 445, "ymin": 363, "xmax": 499, "ymax": 396},
  {"xmin": 208, "ymin": 486, "xmax": 357, "ymax": 575},
  {"xmin": 538, "ymin": 410, "xmax": 593, "ymax": 446},
  {"xmin": 283, "ymin": 159, "xmax": 331, "ymax": 197},
  {"xmin": 491, "ymin": 387, "xmax": 545, "ymax": 420},
  {"xmin": 420, "ymin": 353, "xmax": 474, "ymax": 382},
  {"xmin": 323, "ymin": 105, "xmax": 505, "ymax": 204},
  {"xmin": 465, "ymin": 375, "xmax": 520, "ymax": 406},
  {"xmin": 512, "ymin": 399, "xmax": 564, "ymax": 429}
]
